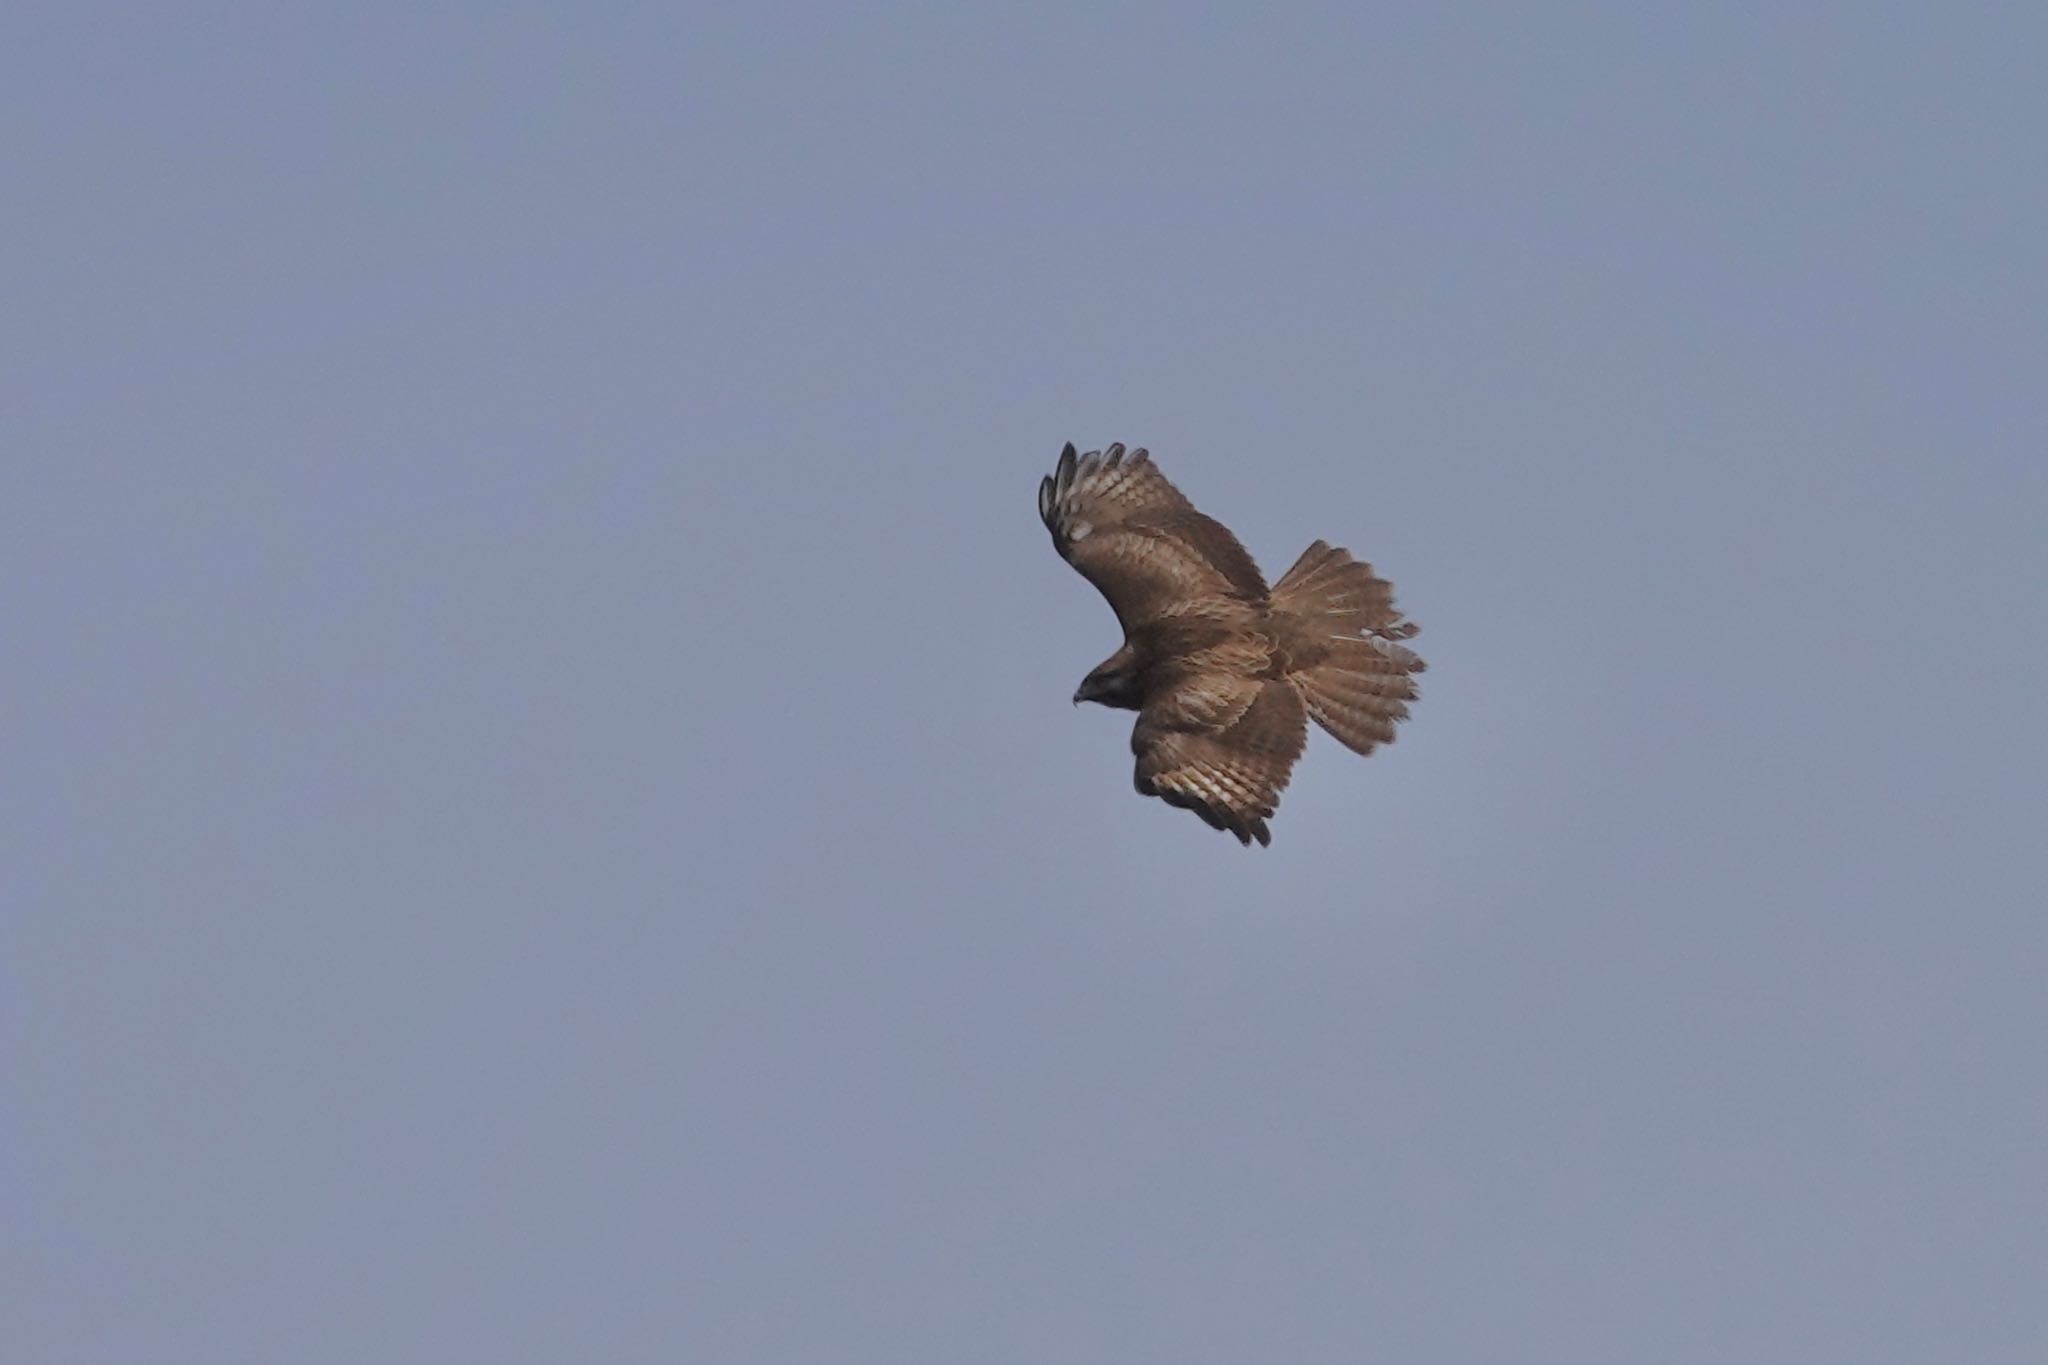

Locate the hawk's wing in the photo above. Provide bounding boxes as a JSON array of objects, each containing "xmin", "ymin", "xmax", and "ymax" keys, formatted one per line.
[
  {"xmin": 1039, "ymin": 443, "xmax": 1267, "ymax": 633},
  {"xmin": 1133, "ymin": 674, "xmax": 1307, "ymax": 847}
]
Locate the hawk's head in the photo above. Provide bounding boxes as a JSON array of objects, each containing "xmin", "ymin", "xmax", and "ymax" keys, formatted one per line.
[{"xmin": 1073, "ymin": 649, "xmax": 1143, "ymax": 710}]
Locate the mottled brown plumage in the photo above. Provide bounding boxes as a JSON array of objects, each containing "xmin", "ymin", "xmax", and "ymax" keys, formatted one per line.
[{"xmin": 1039, "ymin": 442, "xmax": 1424, "ymax": 845}]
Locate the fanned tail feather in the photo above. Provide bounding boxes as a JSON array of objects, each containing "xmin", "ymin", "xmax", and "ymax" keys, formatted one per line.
[
  {"xmin": 1271, "ymin": 539, "xmax": 1418, "ymax": 638},
  {"xmin": 1293, "ymin": 652, "xmax": 1420, "ymax": 756},
  {"xmin": 1272, "ymin": 540, "xmax": 1425, "ymax": 757}
]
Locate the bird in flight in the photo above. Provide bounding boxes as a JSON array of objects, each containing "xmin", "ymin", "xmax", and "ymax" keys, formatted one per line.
[{"xmin": 1039, "ymin": 442, "xmax": 1424, "ymax": 845}]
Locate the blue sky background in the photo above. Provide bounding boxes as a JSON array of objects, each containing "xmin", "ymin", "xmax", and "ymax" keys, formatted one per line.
[{"xmin": 6, "ymin": 4, "xmax": 2045, "ymax": 1361}]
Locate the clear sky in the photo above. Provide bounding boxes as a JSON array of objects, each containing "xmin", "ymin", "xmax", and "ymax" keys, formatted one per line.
[{"xmin": 6, "ymin": 4, "xmax": 2046, "ymax": 1361}]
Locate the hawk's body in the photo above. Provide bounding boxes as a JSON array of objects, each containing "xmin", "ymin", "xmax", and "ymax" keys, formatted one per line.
[{"xmin": 1039, "ymin": 442, "xmax": 1424, "ymax": 846}]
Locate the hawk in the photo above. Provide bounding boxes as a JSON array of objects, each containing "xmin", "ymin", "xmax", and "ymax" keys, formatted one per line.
[{"xmin": 1039, "ymin": 442, "xmax": 1424, "ymax": 846}]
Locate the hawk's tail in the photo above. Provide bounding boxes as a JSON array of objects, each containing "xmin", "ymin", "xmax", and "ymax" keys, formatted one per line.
[{"xmin": 1271, "ymin": 540, "xmax": 1425, "ymax": 757}]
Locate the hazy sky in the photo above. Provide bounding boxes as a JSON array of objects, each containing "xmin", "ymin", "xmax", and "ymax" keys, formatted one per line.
[{"xmin": 7, "ymin": 4, "xmax": 2046, "ymax": 1361}]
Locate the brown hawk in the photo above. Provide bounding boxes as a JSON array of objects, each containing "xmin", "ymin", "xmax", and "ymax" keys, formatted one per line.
[{"xmin": 1039, "ymin": 442, "xmax": 1424, "ymax": 846}]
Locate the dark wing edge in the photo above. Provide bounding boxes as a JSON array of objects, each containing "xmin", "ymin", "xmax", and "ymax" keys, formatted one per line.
[{"xmin": 1038, "ymin": 441, "xmax": 1190, "ymax": 541}]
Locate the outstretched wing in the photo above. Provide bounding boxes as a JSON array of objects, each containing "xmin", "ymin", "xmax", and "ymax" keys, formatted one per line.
[
  {"xmin": 1133, "ymin": 675, "xmax": 1307, "ymax": 847},
  {"xmin": 1039, "ymin": 443, "xmax": 1267, "ymax": 633}
]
